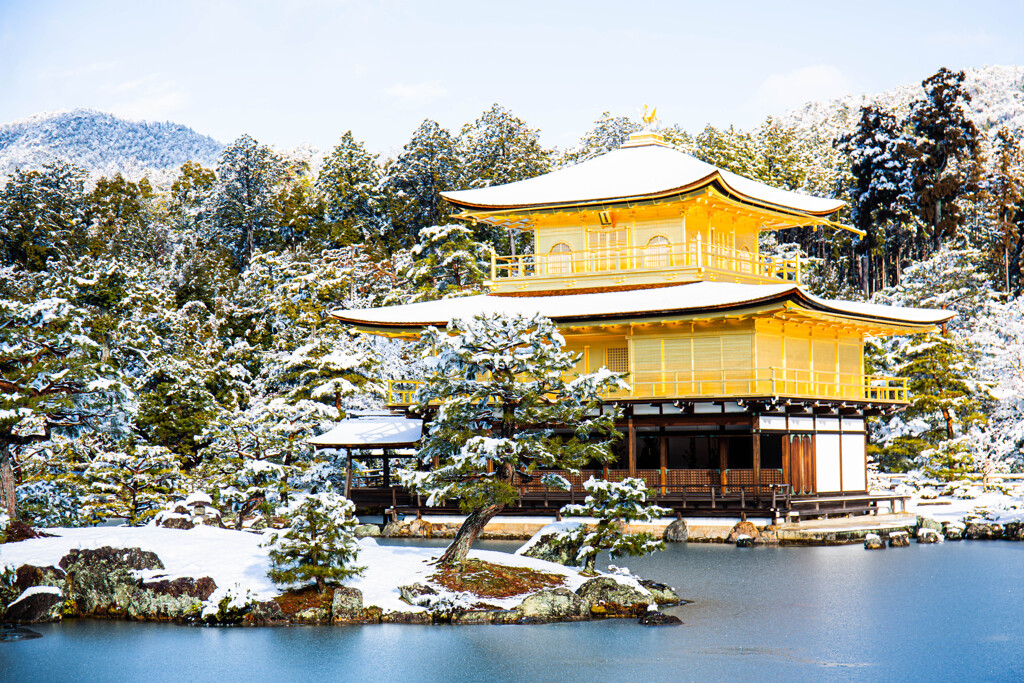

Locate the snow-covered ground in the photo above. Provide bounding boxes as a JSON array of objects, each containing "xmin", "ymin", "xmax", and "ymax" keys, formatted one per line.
[
  {"xmin": 0, "ymin": 525, "xmax": 631, "ymax": 614},
  {"xmin": 876, "ymin": 474, "xmax": 1024, "ymax": 525}
]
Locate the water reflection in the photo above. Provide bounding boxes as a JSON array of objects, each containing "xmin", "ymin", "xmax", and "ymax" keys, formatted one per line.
[{"xmin": 3, "ymin": 542, "xmax": 1024, "ymax": 682}]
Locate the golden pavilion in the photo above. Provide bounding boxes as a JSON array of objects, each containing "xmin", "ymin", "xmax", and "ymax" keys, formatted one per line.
[{"xmin": 328, "ymin": 127, "xmax": 951, "ymax": 518}]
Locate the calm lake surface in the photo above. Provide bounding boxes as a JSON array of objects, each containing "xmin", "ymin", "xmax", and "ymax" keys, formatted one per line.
[{"xmin": 3, "ymin": 539, "xmax": 1023, "ymax": 682}]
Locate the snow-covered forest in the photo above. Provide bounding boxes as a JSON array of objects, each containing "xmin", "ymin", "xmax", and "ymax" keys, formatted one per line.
[{"xmin": 3, "ymin": 65, "xmax": 1024, "ymax": 529}]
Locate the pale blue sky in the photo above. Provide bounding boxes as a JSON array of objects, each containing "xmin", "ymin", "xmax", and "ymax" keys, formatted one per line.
[{"xmin": 2, "ymin": 0, "xmax": 1022, "ymax": 153}]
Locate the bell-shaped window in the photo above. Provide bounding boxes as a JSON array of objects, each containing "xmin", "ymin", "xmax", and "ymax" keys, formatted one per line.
[
  {"xmin": 644, "ymin": 235, "xmax": 670, "ymax": 269},
  {"xmin": 549, "ymin": 242, "xmax": 572, "ymax": 275}
]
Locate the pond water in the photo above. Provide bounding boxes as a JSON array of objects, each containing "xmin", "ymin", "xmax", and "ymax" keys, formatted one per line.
[{"xmin": 3, "ymin": 540, "xmax": 1024, "ymax": 682}]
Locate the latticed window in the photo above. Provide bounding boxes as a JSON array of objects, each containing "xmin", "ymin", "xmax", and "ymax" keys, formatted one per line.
[
  {"xmin": 644, "ymin": 235, "xmax": 670, "ymax": 268},
  {"xmin": 606, "ymin": 347, "xmax": 629, "ymax": 373},
  {"xmin": 548, "ymin": 242, "xmax": 572, "ymax": 275}
]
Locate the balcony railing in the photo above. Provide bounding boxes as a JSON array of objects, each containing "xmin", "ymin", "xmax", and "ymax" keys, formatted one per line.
[
  {"xmin": 386, "ymin": 369, "xmax": 908, "ymax": 406},
  {"xmin": 489, "ymin": 239, "xmax": 801, "ymax": 286}
]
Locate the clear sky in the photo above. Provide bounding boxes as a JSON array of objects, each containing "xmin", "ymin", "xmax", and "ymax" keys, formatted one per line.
[{"xmin": 2, "ymin": 0, "xmax": 1022, "ymax": 154}]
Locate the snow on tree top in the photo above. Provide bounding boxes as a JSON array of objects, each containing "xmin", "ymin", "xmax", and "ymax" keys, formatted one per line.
[
  {"xmin": 331, "ymin": 281, "xmax": 954, "ymax": 330},
  {"xmin": 441, "ymin": 141, "xmax": 844, "ymax": 215}
]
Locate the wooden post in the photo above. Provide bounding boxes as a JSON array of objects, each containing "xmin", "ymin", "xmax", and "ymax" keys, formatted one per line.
[
  {"xmin": 718, "ymin": 436, "xmax": 728, "ymax": 491},
  {"xmin": 627, "ymin": 418, "xmax": 636, "ymax": 478},
  {"xmin": 659, "ymin": 432, "xmax": 668, "ymax": 495},
  {"xmin": 344, "ymin": 451, "xmax": 353, "ymax": 499},
  {"xmin": 752, "ymin": 432, "xmax": 761, "ymax": 501},
  {"xmin": 382, "ymin": 450, "xmax": 391, "ymax": 489}
]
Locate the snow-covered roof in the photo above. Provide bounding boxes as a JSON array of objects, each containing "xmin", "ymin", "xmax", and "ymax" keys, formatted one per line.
[
  {"xmin": 308, "ymin": 416, "xmax": 423, "ymax": 448},
  {"xmin": 331, "ymin": 282, "xmax": 953, "ymax": 331},
  {"xmin": 441, "ymin": 138, "xmax": 845, "ymax": 216}
]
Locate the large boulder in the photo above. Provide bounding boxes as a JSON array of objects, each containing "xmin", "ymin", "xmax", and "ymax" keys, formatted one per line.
[
  {"xmin": 398, "ymin": 582, "xmax": 440, "ymax": 608},
  {"xmin": 15, "ymin": 564, "xmax": 66, "ymax": 592},
  {"xmin": 663, "ymin": 519, "xmax": 688, "ymax": 543},
  {"xmin": 331, "ymin": 587, "xmax": 365, "ymax": 622},
  {"xmin": 888, "ymin": 531, "xmax": 910, "ymax": 547},
  {"xmin": 3, "ymin": 587, "xmax": 63, "ymax": 623},
  {"xmin": 727, "ymin": 521, "xmax": 759, "ymax": 543},
  {"xmin": 1002, "ymin": 521, "xmax": 1024, "ymax": 541},
  {"xmin": 517, "ymin": 588, "xmax": 586, "ymax": 621},
  {"xmin": 575, "ymin": 577, "xmax": 649, "ymax": 618},
  {"xmin": 516, "ymin": 522, "xmax": 584, "ymax": 566},
  {"xmin": 965, "ymin": 522, "xmax": 1002, "ymax": 540},
  {"xmin": 863, "ymin": 533, "xmax": 885, "ymax": 550},
  {"xmin": 639, "ymin": 610, "xmax": 682, "ymax": 626},
  {"xmin": 353, "ymin": 524, "xmax": 381, "ymax": 538},
  {"xmin": 916, "ymin": 528, "xmax": 942, "ymax": 544},
  {"xmin": 60, "ymin": 547, "xmax": 164, "ymax": 617},
  {"xmin": 639, "ymin": 579, "xmax": 682, "ymax": 606},
  {"xmin": 132, "ymin": 577, "xmax": 217, "ymax": 620}
]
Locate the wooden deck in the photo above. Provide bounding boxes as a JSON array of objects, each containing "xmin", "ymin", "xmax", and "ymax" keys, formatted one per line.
[{"xmin": 344, "ymin": 468, "xmax": 907, "ymax": 521}]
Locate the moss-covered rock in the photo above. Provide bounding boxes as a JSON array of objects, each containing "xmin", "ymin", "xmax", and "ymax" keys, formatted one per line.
[
  {"xmin": 331, "ymin": 587, "xmax": 364, "ymax": 622},
  {"xmin": 517, "ymin": 587, "xmax": 586, "ymax": 620},
  {"xmin": 575, "ymin": 577, "xmax": 649, "ymax": 618}
]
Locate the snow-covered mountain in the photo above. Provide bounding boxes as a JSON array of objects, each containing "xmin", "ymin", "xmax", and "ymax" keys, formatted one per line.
[
  {"xmin": 0, "ymin": 108, "xmax": 223, "ymax": 183},
  {"xmin": 778, "ymin": 64, "xmax": 1024, "ymax": 143}
]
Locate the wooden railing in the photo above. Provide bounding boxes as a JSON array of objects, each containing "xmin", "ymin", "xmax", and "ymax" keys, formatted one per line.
[
  {"xmin": 490, "ymin": 239, "xmax": 801, "ymax": 285},
  {"xmin": 386, "ymin": 369, "xmax": 908, "ymax": 405}
]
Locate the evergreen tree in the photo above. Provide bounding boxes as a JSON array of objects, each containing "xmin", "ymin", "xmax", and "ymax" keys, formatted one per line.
[
  {"xmin": 0, "ymin": 161, "xmax": 89, "ymax": 271},
  {"xmin": 561, "ymin": 477, "xmax": 670, "ymax": 573},
  {"xmin": 906, "ymin": 68, "xmax": 982, "ymax": 252},
  {"xmin": 80, "ymin": 439, "xmax": 181, "ymax": 525},
  {"xmin": 382, "ymin": 120, "xmax": 460, "ymax": 248},
  {"xmin": 316, "ymin": 132, "xmax": 381, "ymax": 249},
  {"xmin": 985, "ymin": 127, "xmax": 1024, "ymax": 293},
  {"xmin": 266, "ymin": 491, "xmax": 364, "ymax": 593},
  {"xmin": 400, "ymin": 313, "xmax": 624, "ymax": 566},
  {"xmin": 404, "ymin": 223, "xmax": 492, "ymax": 299},
  {"xmin": 458, "ymin": 104, "xmax": 550, "ymax": 252},
  {"xmin": 85, "ymin": 174, "xmax": 168, "ymax": 264},
  {"xmin": 203, "ymin": 135, "xmax": 287, "ymax": 269},
  {"xmin": 560, "ymin": 112, "xmax": 640, "ymax": 166},
  {"xmin": 169, "ymin": 160, "xmax": 216, "ymax": 236},
  {"xmin": 837, "ymin": 106, "xmax": 914, "ymax": 293}
]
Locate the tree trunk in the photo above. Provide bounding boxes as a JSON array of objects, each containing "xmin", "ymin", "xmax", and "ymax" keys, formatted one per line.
[
  {"xmin": 235, "ymin": 491, "xmax": 267, "ymax": 531},
  {"xmin": 316, "ymin": 575, "xmax": 326, "ymax": 594},
  {"xmin": 0, "ymin": 445, "xmax": 17, "ymax": 521},
  {"xmin": 436, "ymin": 503, "xmax": 504, "ymax": 566}
]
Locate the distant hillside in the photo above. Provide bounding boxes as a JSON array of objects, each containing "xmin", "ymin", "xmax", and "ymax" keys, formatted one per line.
[
  {"xmin": 0, "ymin": 108, "xmax": 224, "ymax": 183},
  {"xmin": 778, "ymin": 64, "xmax": 1024, "ymax": 145}
]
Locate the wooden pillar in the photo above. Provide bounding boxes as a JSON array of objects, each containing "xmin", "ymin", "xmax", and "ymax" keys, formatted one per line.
[
  {"xmin": 382, "ymin": 449, "xmax": 391, "ymax": 489},
  {"xmin": 718, "ymin": 435, "xmax": 728, "ymax": 490},
  {"xmin": 781, "ymin": 435, "xmax": 791, "ymax": 492},
  {"xmin": 659, "ymin": 430, "xmax": 668, "ymax": 495},
  {"xmin": 627, "ymin": 418, "xmax": 636, "ymax": 477},
  {"xmin": 752, "ymin": 432, "xmax": 761, "ymax": 501},
  {"xmin": 344, "ymin": 450, "xmax": 353, "ymax": 498}
]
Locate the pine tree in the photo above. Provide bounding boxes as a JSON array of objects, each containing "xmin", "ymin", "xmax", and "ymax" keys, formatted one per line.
[
  {"xmin": 85, "ymin": 174, "xmax": 168, "ymax": 264},
  {"xmin": 561, "ymin": 478, "xmax": 670, "ymax": 573},
  {"xmin": 0, "ymin": 161, "xmax": 89, "ymax": 271},
  {"xmin": 203, "ymin": 135, "xmax": 287, "ymax": 269},
  {"xmin": 837, "ymin": 106, "xmax": 914, "ymax": 293},
  {"xmin": 560, "ymin": 112, "xmax": 640, "ymax": 166},
  {"xmin": 80, "ymin": 439, "xmax": 181, "ymax": 525},
  {"xmin": 906, "ymin": 68, "xmax": 982, "ymax": 252},
  {"xmin": 458, "ymin": 104, "xmax": 550, "ymax": 252},
  {"xmin": 382, "ymin": 120, "xmax": 460, "ymax": 248},
  {"xmin": 985, "ymin": 127, "xmax": 1024, "ymax": 293},
  {"xmin": 265, "ymin": 491, "xmax": 364, "ymax": 593},
  {"xmin": 400, "ymin": 313, "xmax": 625, "ymax": 566},
  {"xmin": 316, "ymin": 132, "xmax": 381, "ymax": 249},
  {"xmin": 404, "ymin": 223, "xmax": 492, "ymax": 299}
]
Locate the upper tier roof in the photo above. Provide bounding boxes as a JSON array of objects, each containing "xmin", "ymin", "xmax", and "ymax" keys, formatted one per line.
[
  {"xmin": 441, "ymin": 135, "xmax": 846, "ymax": 216},
  {"xmin": 331, "ymin": 282, "xmax": 953, "ymax": 333}
]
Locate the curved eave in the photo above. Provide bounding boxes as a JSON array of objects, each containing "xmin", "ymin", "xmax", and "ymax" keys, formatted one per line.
[
  {"xmin": 442, "ymin": 170, "xmax": 845, "ymax": 219},
  {"xmin": 331, "ymin": 288, "xmax": 951, "ymax": 337}
]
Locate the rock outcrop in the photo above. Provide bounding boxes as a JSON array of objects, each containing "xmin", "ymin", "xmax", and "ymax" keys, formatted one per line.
[
  {"xmin": 517, "ymin": 588, "xmax": 586, "ymax": 620},
  {"xmin": 575, "ymin": 577, "xmax": 649, "ymax": 618}
]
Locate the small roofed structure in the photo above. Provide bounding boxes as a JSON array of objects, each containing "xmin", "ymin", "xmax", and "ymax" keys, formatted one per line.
[{"xmin": 308, "ymin": 412, "xmax": 423, "ymax": 497}]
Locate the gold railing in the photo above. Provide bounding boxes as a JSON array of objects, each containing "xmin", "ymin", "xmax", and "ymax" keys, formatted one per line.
[
  {"xmin": 490, "ymin": 240, "xmax": 801, "ymax": 285},
  {"xmin": 386, "ymin": 369, "xmax": 908, "ymax": 406}
]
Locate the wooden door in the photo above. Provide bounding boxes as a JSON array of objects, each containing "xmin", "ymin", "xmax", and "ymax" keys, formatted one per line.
[{"xmin": 787, "ymin": 435, "xmax": 815, "ymax": 494}]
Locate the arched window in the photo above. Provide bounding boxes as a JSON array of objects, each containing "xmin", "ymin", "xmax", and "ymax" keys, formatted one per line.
[
  {"xmin": 644, "ymin": 235, "xmax": 670, "ymax": 269},
  {"xmin": 548, "ymin": 242, "xmax": 572, "ymax": 275}
]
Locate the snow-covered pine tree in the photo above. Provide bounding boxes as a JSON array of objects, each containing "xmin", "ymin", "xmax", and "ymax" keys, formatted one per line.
[
  {"xmin": 84, "ymin": 173, "xmax": 168, "ymax": 264},
  {"xmin": 265, "ymin": 491, "xmax": 364, "ymax": 593},
  {"xmin": 404, "ymin": 223, "xmax": 492, "ymax": 300},
  {"xmin": 906, "ymin": 68, "xmax": 982, "ymax": 253},
  {"xmin": 316, "ymin": 132, "xmax": 381, "ymax": 249},
  {"xmin": 382, "ymin": 119, "xmax": 460, "ymax": 248},
  {"xmin": 458, "ymin": 104, "xmax": 550, "ymax": 252},
  {"xmin": 203, "ymin": 134, "xmax": 287, "ymax": 270},
  {"xmin": 400, "ymin": 312, "xmax": 626, "ymax": 566},
  {"xmin": 0, "ymin": 161, "xmax": 89, "ymax": 271},
  {"xmin": 560, "ymin": 112, "xmax": 640, "ymax": 166},
  {"xmin": 837, "ymin": 105, "xmax": 914, "ymax": 293},
  {"xmin": 80, "ymin": 439, "xmax": 181, "ymax": 525},
  {"xmin": 561, "ymin": 477, "xmax": 670, "ymax": 573}
]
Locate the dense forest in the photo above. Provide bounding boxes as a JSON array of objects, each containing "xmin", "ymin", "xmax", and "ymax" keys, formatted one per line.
[{"xmin": 2, "ymin": 67, "xmax": 1024, "ymax": 528}]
